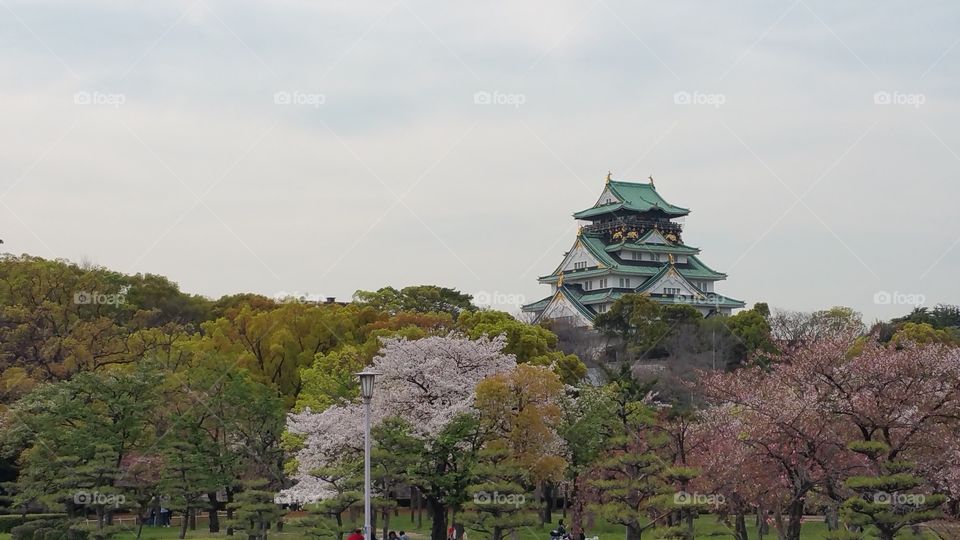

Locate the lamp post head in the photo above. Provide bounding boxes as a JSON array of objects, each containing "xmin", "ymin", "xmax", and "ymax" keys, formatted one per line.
[{"xmin": 357, "ymin": 369, "xmax": 378, "ymax": 400}]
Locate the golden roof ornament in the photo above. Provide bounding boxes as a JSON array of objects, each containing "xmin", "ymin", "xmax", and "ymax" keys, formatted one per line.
[
  {"xmin": 668, "ymin": 253, "xmax": 675, "ymax": 265},
  {"xmin": 649, "ymin": 175, "xmax": 654, "ymax": 185},
  {"xmin": 557, "ymin": 273, "xmax": 565, "ymax": 287},
  {"xmin": 606, "ymin": 171, "xmax": 612, "ymax": 184}
]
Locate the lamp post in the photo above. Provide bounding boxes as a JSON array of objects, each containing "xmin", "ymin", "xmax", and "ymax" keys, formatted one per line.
[{"xmin": 357, "ymin": 369, "xmax": 378, "ymax": 540}]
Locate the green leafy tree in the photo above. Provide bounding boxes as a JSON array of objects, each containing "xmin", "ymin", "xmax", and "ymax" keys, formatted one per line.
[
  {"xmin": 305, "ymin": 459, "xmax": 363, "ymax": 540},
  {"xmin": 587, "ymin": 384, "xmax": 673, "ymax": 540},
  {"xmin": 464, "ymin": 440, "xmax": 535, "ymax": 540},
  {"xmin": 594, "ymin": 295, "xmax": 673, "ymax": 360},
  {"xmin": 839, "ymin": 441, "xmax": 945, "ymax": 540},
  {"xmin": 457, "ymin": 310, "xmax": 586, "ymax": 384},
  {"xmin": 228, "ymin": 480, "xmax": 286, "ymax": 540},
  {"xmin": 353, "ymin": 285, "xmax": 475, "ymax": 317},
  {"xmin": 372, "ymin": 417, "xmax": 419, "ymax": 540},
  {"xmin": 160, "ymin": 439, "xmax": 218, "ymax": 540}
]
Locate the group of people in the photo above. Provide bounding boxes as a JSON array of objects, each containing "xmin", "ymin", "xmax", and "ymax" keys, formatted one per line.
[
  {"xmin": 347, "ymin": 529, "xmax": 410, "ymax": 540},
  {"xmin": 147, "ymin": 507, "xmax": 172, "ymax": 527},
  {"xmin": 550, "ymin": 519, "xmax": 587, "ymax": 540},
  {"xmin": 345, "ymin": 521, "xmax": 586, "ymax": 540}
]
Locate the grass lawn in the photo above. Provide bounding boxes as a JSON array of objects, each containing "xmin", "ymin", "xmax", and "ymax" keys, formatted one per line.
[{"xmin": 77, "ymin": 511, "xmax": 940, "ymax": 540}]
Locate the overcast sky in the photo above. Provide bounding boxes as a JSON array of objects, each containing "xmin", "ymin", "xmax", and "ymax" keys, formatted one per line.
[{"xmin": 2, "ymin": 0, "xmax": 958, "ymax": 321}]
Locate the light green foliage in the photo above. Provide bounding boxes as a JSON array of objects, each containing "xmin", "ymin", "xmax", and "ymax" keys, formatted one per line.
[{"xmin": 457, "ymin": 310, "xmax": 586, "ymax": 384}]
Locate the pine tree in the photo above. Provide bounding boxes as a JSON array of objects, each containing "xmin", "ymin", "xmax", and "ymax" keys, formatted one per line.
[
  {"xmin": 464, "ymin": 440, "xmax": 535, "ymax": 540},
  {"xmin": 228, "ymin": 480, "xmax": 285, "ymax": 540},
  {"xmin": 304, "ymin": 459, "xmax": 363, "ymax": 540},
  {"xmin": 837, "ymin": 441, "xmax": 945, "ymax": 540},
  {"xmin": 160, "ymin": 440, "xmax": 216, "ymax": 540},
  {"xmin": 587, "ymin": 390, "xmax": 673, "ymax": 540}
]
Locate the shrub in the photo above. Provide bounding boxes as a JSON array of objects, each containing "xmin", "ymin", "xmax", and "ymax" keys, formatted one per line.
[{"xmin": 0, "ymin": 515, "xmax": 67, "ymax": 534}]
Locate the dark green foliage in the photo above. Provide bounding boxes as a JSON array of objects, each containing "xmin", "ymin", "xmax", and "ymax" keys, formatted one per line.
[
  {"xmin": 228, "ymin": 480, "xmax": 286, "ymax": 540},
  {"xmin": 0, "ymin": 515, "xmax": 68, "ymax": 533},
  {"xmin": 353, "ymin": 285, "xmax": 475, "ymax": 317},
  {"xmin": 464, "ymin": 441, "xmax": 535, "ymax": 540}
]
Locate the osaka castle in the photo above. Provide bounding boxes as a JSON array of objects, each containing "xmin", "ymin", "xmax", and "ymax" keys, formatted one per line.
[{"xmin": 522, "ymin": 174, "xmax": 745, "ymax": 327}]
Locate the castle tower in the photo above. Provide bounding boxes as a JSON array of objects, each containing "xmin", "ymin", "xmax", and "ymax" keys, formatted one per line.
[{"xmin": 522, "ymin": 175, "xmax": 745, "ymax": 326}]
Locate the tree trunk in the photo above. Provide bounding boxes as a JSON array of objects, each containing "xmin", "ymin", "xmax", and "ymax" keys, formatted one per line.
[
  {"xmin": 625, "ymin": 523, "xmax": 641, "ymax": 540},
  {"xmin": 824, "ymin": 503, "xmax": 838, "ymax": 531},
  {"xmin": 208, "ymin": 492, "xmax": 221, "ymax": 532},
  {"xmin": 382, "ymin": 507, "xmax": 390, "ymax": 540},
  {"xmin": 335, "ymin": 512, "xmax": 344, "ymax": 540},
  {"xmin": 492, "ymin": 526, "xmax": 503, "ymax": 540},
  {"xmin": 189, "ymin": 507, "xmax": 197, "ymax": 530},
  {"xmin": 411, "ymin": 489, "xmax": 417, "ymax": 524},
  {"xmin": 227, "ymin": 488, "xmax": 236, "ymax": 536},
  {"xmin": 734, "ymin": 512, "xmax": 748, "ymax": 540},
  {"xmin": 428, "ymin": 497, "xmax": 447, "ymax": 540},
  {"xmin": 785, "ymin": 498, "xmax": 803, "ymax": 540},
  {"xmin": 179, "ymin": 508, "xmax": 189, "ymax": 540},
  {"xmin": 876, "ymin": 527, "xmax": 895, "ymax": 540},
  {"xmin": 542, "ymin": 483, "xmax": 554, "ymax": 525}
]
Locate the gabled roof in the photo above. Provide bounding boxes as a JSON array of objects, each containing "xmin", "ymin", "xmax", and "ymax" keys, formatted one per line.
[
  {"xmin": 522, "ymin": 286, "xmax": 596, "ymax": 325},
  {"xmin": 573, "ymin": 179, "xmax": 689, "ymax": 219}
]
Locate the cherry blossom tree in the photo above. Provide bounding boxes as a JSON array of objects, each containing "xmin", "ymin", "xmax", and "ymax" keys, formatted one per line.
[
  {"xmin": 282, "ymin": 335, "xmax": 517, "ymax": 540},
  {"xmin": 696, "ymin": 335, "xmax": 960, "ymax": 540}
]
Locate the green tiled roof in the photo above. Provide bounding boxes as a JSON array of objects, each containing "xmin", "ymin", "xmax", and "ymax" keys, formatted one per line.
[
  {"xmin": 651, "ymin": 293, "xmax": 746, "ymax": 309},
  {"xmin": 521, "ymin": 295, "xmax": 552, "ymax": 312},
  {"xmin": 573, "ymin": 180, "xmax": 689, "ymax": 219},
  {"xmin": 606, "ymin": 242, "xmax": 700, "ymax": 255},
  {"xmin": 539, "ymin": 255, "xmax": 726, "ymax": 282}
]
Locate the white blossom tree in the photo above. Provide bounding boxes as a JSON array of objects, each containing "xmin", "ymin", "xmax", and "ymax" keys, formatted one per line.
[{"xmin": 281, "ymin": 335, "xmax": 517, "ymax": 521}]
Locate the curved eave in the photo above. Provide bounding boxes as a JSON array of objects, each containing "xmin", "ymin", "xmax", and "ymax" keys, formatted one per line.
[
  {"xmin": 606, "ymin": 242, "xmax": 701, "ymax": 255},
  {"xmin": 607, "ymin": 180, "xmax": 691, "ymax": 216}
]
